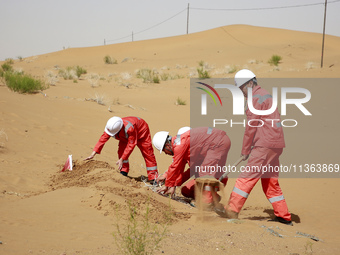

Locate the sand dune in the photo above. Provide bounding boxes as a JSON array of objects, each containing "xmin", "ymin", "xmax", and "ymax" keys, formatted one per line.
[{"xmin": 1, "ymin": 25, "xmax": 340, "ymax": 254}]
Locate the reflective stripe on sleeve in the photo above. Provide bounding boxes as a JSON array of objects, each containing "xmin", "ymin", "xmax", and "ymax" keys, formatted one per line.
[
  {"xmin": 232, "ymin": 187, "xmax": 249, "ymax": 198},
  {"xmin": 253, "ymin": 94, "xmax": 272, "ymax": 104},
  {"xmin": 146, "ymin": 166, "xmax": 157, "ymax": 171},
  {"xmin": 174, "ymin": 136, "xmax": 181, "ymax": 145},
  {"xmin": 268, "ymin": 195, "xmax": 284, "ymax": 203},
  {"xmin": 124, "ymin": 121, "xmax": 134, "ymax": 138},
  {"xmin": 122, "ymin": 160, "xmax": 129, "ymax": 163}
]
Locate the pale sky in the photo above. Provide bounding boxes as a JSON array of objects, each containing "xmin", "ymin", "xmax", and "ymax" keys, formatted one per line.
[{"xmin": 1, "ymin": 0, "xmax": 339, "ymax": 61}]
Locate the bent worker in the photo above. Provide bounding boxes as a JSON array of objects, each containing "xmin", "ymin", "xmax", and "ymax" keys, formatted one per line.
[
  {"xmin": 216, "ymin": 69, "xmax": 292, "ymax": 225},
  {"xmin": 152, "ymin": 127, "xmax": 231, "ymax": 205},
  {"xmin": 85, "ymin": 116, "xmax": 158, "ymax": 182}
]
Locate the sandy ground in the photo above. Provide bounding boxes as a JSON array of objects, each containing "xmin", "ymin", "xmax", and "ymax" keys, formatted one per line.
[{"xmin": 1, "ymin": 25, "xmax": 340, "ymax": 254}]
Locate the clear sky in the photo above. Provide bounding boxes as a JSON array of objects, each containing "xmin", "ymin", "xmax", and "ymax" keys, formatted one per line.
[{"xmin": 1, "ymin": 0, "xmax": 339, "ymax": 61}]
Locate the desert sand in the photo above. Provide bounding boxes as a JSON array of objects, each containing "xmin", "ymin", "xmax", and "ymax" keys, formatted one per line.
[{"xmin": 1, "ymin": 25, "xmax": 340, "ymax": 254}]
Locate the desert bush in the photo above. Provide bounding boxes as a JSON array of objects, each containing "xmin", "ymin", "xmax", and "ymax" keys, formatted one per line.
[
  {"xmin": 1, "ymin": 62, "xmax": 13, "ymax": 74},
  {"xmin": 5, "ymin": 58, "xmax": 14, "ymax": 64},
  {"xmin": 268, "ymin": 55, "xmax": 282, "ymax": 66},
  {"xmin": 197, "ymin": 60, "xmax": 211, "ymax": 79},
  {"xmin": 3, "ymin": 71, "xmax": 47, "ymax": 94},
  {"xmin": 75, "ymin": 65, "xmax": 87, "ymax": 78},
  {"xmin": 113, "ymin": 201, "xmax": 170, "ymax": 255},
  {"xmin": 136, "ymin": 68, "xmax": 160, "ymax": 83},
  {"xmin": 176, "ymin": 97, "xmax": 186, "ymax": 106},
  {"xmin": 58, "ymin": 66, "xmax": 87, "ymax": 80},
  {"xmin": 85, "ymin": 92, "xmax": 111, "ymax": 106},
  {"xmin": 160, "ymin": 73, "xmax": 184, "ymax": 81},
  {"xmin": 104, "ymin": 55, "xmax": 117, "ymax": 64},
  {"xmin": 45, "ymin": 71, "xmax": 59, "ymax": 86},
  {"xmin": 197, "ymin": 67, "xmax": 210, "ymax": 79}
]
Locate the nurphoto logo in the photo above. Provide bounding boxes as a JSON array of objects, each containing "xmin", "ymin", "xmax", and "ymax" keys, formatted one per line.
[{"xmin": 195, "ymin": 80, "xmax": 312, "ymax": 128}]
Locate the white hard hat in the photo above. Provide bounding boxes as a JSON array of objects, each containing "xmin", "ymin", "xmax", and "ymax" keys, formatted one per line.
[
  {"xmin": 177, "ymin": 126, "xmax": 191, "ymax": 135},
  {"xmin": 234, "ymin": 69, "xmax": 256, "ymax": 88},
  {"xmin": 152, "ymin": 131, "xmax": 169, "ymax": 154},
  {"xmin": 104, "ymin": 116, "xmax": 123, "ymax": 136}
]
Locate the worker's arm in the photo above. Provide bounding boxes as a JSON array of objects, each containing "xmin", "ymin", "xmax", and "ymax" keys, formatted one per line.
[
  {"xmin": 84, "ymin": 132, "xmax": 111, "ymax": 160},
  {"xmin": 164, "ymin": 138, "xmax": 189, "ymax": 187},
  {"xmin": 120, "ymin": 127, "xmax": 138, "ymax": 161}
]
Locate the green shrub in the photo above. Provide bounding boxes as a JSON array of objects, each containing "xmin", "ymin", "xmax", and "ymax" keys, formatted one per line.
[
  {"xmin": 197, "ymin": 67, "xmax": 210, "ymax": 79},
  {"xmin": 58, "ymin": 66, "xmax": 87, "ymax": 80},
  {"xmin": 75, "ymin": 65, "xmax": 87, "ymax": 78},
  {"xmin": 5, "ymin": 58, "xmax": 14, "ymax": 64},
  {"xmin": 113, "ymin": 201, "xmax": 170, "ymax": 255},
  {"xmin": 176, "ymin": 97, "xmax": 186, "ymax": 105},
  {"xmin": 4, "ymin": 72, "xmax": 47, "ymax": 93},
  {"xmin": 268, "ymin": 55, "xmax": 282, "ymax": 66},
  {"xmin": 136, "ymin": 68, "xmax": 160, "ymax": 83},
  {"xmin": 104, "ymin": 55, "xmax": 117, "ymax": 64},
  {"xmin": 1, "ymin": 62, "xmax": 13, "ymax": 73}
]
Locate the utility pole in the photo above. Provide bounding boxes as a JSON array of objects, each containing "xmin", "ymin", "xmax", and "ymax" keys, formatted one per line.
[
  {"xmin": 187, "ymin": 3, "xmax": 190, "ymax": 34},
  {"xmin": 321, "ymin": 0, "xmax": 327, "ymax": 68},
  {"xmin": 132, "ymin": 31, "xmax": 134, "ymax": 42}
]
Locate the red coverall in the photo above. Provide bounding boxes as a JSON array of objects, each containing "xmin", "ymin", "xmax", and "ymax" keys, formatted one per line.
[
  {"xmin": 93, "ymin": 117, "xmax": 158, "ymax": 180},
  {"xmin": 164, "ymin": 127, "xmax": 231, "ymax": 202},
  {"xmin": 228, "ymin": 86, "xmax": 291, "ymax": 221}
]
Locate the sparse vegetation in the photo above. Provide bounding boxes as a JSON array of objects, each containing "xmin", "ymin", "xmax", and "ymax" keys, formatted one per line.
[
  {"xmin": 227, "ymin": 65, "xmax": 238, "ymax": 74},
  {"xmin": 58, "ymin": 66, "xmax": 87, "ymax": 80},
  {"xmin": 5, "ymin": 58, "xmax": 14, "ymax": 64},
  {"xmin": 75, "ymin": 65, "xmax": 87, "ymax": 78},
  {"xmin": 268, "ymin": 55, "xmax": 282, "ymax": 66},
  {"xmin": 85, "ymin": 92, "xmax": 111, "ymax": 106},
  {"xmin": 45, "ymin": 71, "xmax": 59, "ymax": 86},
  {"xmin": 176, "ymin": 97, "xmax": 186, "ymax": 106},
  {"xmin": 136, "ymin": 68, "xmax": 160, "ymax": 83},
  {"xmin": 104, "ymin": 55, "xmax": 117, "ymax": 64},
  {"xmin": 197, "ymin": 60, "xmax": 211, "ymax": 79},
  {"xmin": 1, "ymin": 62, "xmax": 14, "ymax": 73},
  {"xmin": 197, "ymin": 67, "xmax": 210, "ymax": 79},
  {"xmin": 113, "ymin": 201, "xmax": 170, "ymax": 255},
  {"xmin": 160, "ymin": 73, "xmax": 184, "ymax": 81}
]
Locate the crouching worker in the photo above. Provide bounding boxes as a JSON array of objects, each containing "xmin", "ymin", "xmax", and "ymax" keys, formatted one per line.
[
  {"xmin": 85, "ymin": 116, "xmax": 158, "ymax": 182},
  {"xmin": 152, "ymin": 127, "xmax": 231, "ymax": 206}
]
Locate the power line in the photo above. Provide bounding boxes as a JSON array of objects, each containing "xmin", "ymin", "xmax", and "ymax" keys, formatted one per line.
[
  {"xmin": 106, "ymin": 7, "xmax": 187, "ymax": 43},
  {"xmin": 105, "ymin": 1, "xmax": 340, "ymax": 45},
  {"xmin": 191, "ymin": 0, "xmax": 340, "ymax": 11}
]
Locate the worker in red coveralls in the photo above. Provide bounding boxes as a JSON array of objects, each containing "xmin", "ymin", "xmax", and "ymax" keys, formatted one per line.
[
  {"xmin": 152, "ymin": 127, "xmax": 231, "ymax": 204},
  {"xmin": 215, "ymin": 69, "xmax": 292, "ymax": 226},
  {"xmin": 85, "ymin": 116, "xmax": 158, "ymax": 182}
]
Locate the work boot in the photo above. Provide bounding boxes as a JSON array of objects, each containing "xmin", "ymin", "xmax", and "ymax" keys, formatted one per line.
[
  {"xmin": 120, "ymin": 171, "xmax": 128, "ymax": 177},
  {"xmin": 268, "ymin": 216, "xmax": 293, "ymax": 226},
  {"xmin": 214, "ymin": 205, "xmax": 239, "ymax": 219}
]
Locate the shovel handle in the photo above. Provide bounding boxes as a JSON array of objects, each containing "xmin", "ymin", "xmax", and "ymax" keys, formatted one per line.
[{"xmin": 218, "ymin": 156, "xmax": 244, "ymax": 182}]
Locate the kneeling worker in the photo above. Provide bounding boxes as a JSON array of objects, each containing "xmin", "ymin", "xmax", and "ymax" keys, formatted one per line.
[{"xmin": 152, "ymin": 127, "xmax": 231, "ymax": 204}]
